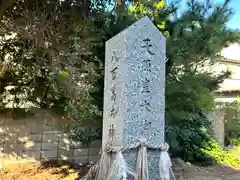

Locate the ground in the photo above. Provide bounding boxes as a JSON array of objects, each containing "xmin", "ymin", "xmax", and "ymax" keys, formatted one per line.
[
  {"xmin": 0, "ymin": 160, "xmax": 81, "ymax": 180},
  {"xmin": 172, "ymin": 158, "xmax": 240, "ymax": 180},
  {"xmin": 0, "ymin": 159, "xmax": 240, "ymax": 180}
]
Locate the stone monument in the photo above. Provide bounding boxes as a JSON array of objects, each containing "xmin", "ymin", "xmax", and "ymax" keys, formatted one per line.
[{"xmin": 103, "ymin": 16, "xmax": 166, "ymax": 179}]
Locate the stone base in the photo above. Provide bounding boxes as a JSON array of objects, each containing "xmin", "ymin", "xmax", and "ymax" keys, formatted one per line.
[{"xmin": 123, "ymin": 149, "xmax": 161, "ymax": 180}]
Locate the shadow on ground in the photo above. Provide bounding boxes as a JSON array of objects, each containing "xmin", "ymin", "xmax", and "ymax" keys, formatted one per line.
[
  {"xmin": 1, "ymin": 158, "xmax": 240, "ymax": 180},
  {"xmin": 172, "ymin": 158, "xmax": 240, "ymax": 180}
]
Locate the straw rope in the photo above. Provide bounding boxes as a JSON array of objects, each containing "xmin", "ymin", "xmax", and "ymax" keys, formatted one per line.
[
  {"xmin": 81, "ymin": 137, "xmax": 175, "ymax": 180},
  {"xmin": 81, "ymin": 161, "xmax": 99, "ymax": 180},
  {"xmin": 81, "ymin": 139, "xmax": 117, "ymax": 180},
  {"xmin": 134, "ymin": 138, "xmax": 149, "ymax": 180}
]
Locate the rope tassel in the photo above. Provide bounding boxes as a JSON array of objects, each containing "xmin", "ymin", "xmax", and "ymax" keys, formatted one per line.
[
  {"xmin": 96, "ymin": 140, "xmax": 113, "ymax": 180},
  {"xmin": 81, "ymin": 138, "xmax": 175, "ymax": 180},
  {"xmin": 159, "ymin": 143, "xmax": 172, "ymax": 180},
  {"xmin": 106, "ymin": 151, "xmax": 128, "ymax": 180},
  {"xmin": 134, "ymin": 138, "xmax": 149, "ymax": 180},
  {"xmin": 81, "ymin": 140, "xmax": 113, "ymax": 180}
]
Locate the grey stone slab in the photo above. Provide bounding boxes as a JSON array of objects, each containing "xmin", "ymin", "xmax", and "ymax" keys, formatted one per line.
[
  {"xmin": 89, "ymin": 140, "xmax": 101, "ymax": 148},
  {"xmin": 58, "ymin": 136, "xmax": 82, "ymax": 149},
  {"xmin": 59, "ymin": 149, "xmax": 74, "ymax": 157},
  {"xmin": 71, "ymin": 141, "xmax": 82, "ymax": 149},
  {"xmin": 73, "ymin": 156, "xmax": 88, "ymax": 163},
  {"xmin": 28, "ymin": 134, "xmax": 42, "ymax": 142},
  {"xmin": 103, "ymin": 16, "xmax": 166, "ymax": 179},
  {"xmin": 88, "ymin": 154, "xmax": 101, "ymax": 163},
  {"xmin": 24, "ymin": 142, "xmax": 41, "ymax": 151},
  {"xmin": 41, "ymin": 150, "xmax": 58, "ymax": 159},
  {"xmin": 22, "ymin": 150, "xmax": 41, "ymax": 160},
  {"xmin": 88, "ymin": 148, "xmax": 100, "ymax": 155},
  {"xmin": 74, "ymin": 148, "xmax": 89, "ymax": 157},
  {"xmin": 42, "ymin": 132, "xmax": 59, "ymax": 142},
  {"xmin": 41, "ymin": 141, "xmax": 58, "ymax": 150}
]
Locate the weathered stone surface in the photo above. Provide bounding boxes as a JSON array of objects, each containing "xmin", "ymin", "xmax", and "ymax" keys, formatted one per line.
[
  {"xmin": 22, "ymin": 150, "xmax": 41, "ymax": 160},
  {"xmin": 103, "ymin": 16, "xmax": 166, "ymax": 179},
  {"xmin": 88, "ymin": 154, "xmax": 100, "ymax": 163},
  {"xmin": 25, "ymin": 142, "xmax": 42, "ymax": 150},
  {"xmin": 59, "ymin": 149, "xmax": 74, "ymax": 157},
  {"xmin": 73, "ymin": 156, "xmax": 88, "ymax": 163},
  {"xmin": 42, "ymin": 142, "xmax": 58, "ymax": 150},
  {"xmin": 89, "ymin": 140, "xmax": 101, "ymax": 148},
  {"xmin": 74, "ymin": 148, "xmax": 89, "ymax": 157},
  {"xmin": 0, "ymin": 109, "xmax": 102, "ymax": 164},
  {"xmin": 28, "ymin": 134, "xmax": 42, "ymax": 142},
  {"xmin": 88, "ymin": 148, "xmax": 100, "ymax": 155},
  {"xmin": 41, "ymin": 150, "xmax": 58, "ymax": 159},
  {"xmin": 42, "ymin": 131, "xmax": 59, "ymax": 142}
]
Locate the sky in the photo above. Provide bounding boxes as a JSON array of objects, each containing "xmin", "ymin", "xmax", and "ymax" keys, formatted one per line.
[
  {"xmin": 168, "ymin": 0, "xmax": 240, "ymax": 29},
  {"xmin": 225, "ymin": 0, "xmax": 240, "ymax": 29}
]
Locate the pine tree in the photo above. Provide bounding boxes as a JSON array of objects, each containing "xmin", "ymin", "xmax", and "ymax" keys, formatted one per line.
[
  {"xmin": 105, "ymin": 0, "xmax": 240, "ymax": 162},
  {"xmin": 0, "ymin": 0, "xmax": 239, "ymax": 163},
  {"xmin": 162, "ymin": 0, "xmax": 239, "ymax": 161}
]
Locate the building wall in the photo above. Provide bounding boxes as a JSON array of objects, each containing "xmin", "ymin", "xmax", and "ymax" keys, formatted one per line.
[
  {"xmin": 214, "ymin": 61, "xmax": 240, "ymax": 93},
  {"xmin": 212, "ymin": 60, "xmax": 240, "ymax": 146},
  {"xmin": 209, "ymin": 61, "xmax": 240, "ymax": 146},
  {"xmin": 208, "ymin": 110, "xmax": 225, "ymax": 147},
  {"xmin": 214, "ymin": 62, "xmax": 240, "ymax": 79},
  {"xmin": 0, "ymin": 109, "xmax": 101, "ymax": 167}
]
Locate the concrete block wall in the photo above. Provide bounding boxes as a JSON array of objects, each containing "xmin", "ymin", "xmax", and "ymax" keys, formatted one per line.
[{"xmin": 0, "ymin": 109, "xmax": 101, "ymax": 167}]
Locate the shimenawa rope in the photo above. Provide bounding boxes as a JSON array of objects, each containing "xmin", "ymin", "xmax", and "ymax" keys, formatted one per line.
[{"xmin": 81, "ymin": 137, "xmax": 175, "ymax": 180}]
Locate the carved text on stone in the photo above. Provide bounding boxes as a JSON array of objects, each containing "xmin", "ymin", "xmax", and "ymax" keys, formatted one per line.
[
  {"xmin": 109, "ymin": 51, "xmax": 119, "ymax": 117},
  {"xmin": 140, "ymin": 38, "xmax": 155, "ymax": 112}
]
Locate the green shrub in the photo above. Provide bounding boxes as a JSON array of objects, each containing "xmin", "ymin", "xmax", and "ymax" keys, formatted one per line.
[
  {"xmin": 219, "ymin": 100, "xmax": 240, "ymax": 146},
  {"xmin": 166, "ymin": 108, "xmax": 215, "ymax": 163},
  {"xmin": 229, "ymin": 138, "xmax": 240, "ymax": 146},
  {"xmin": 202, "ymin": 140, "xmax": 240, "ymax": 168},
  {"xmin": 166, "ymin": 107, "xmax": 240, "ymax": 168}
]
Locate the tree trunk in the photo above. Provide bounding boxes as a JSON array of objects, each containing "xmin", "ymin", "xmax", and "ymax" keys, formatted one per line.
[
  {"xmin": 116, "ymin": 0, "xmax": 125, "ymax": 20},
  {"xmin": 82, "ymin": 0, "xmax": 91, "ymax": 18}
]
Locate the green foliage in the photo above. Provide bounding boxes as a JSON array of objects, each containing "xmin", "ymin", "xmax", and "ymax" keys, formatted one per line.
[
  {"xmin": 202, "ymin": 140, "xmax": 240, "ymax": 168},
  {"xmin": 166, "ymin": 109, "xmax": 214, "ymax": 162},
  {"xmin": 217, "ymin": 100, "xmax": 240, "ymax": 146},
  {"xmin": 0, "ymin": 0, "xmax": 108, "ymax": 108},
  {"xmin": 162, "ymin": 0, "xmax": 237, "ymax": 163},
  {"xmin": 0, "ymin": 0, "xmax": 107, "ymax": 142},
  {"xmin": 61, "ymin": 125, "xmax": 102, "ymax": 147},
  {"xmin": 0, "ymin": 0, "xmax": 240, "ymax": 165},
  {"xmin": 59, "ymin": 92, "xmax": 102, "ymax": 145}
]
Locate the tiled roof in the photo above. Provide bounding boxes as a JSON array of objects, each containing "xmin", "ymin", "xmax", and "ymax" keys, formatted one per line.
[
  {"xmin": 216, "ymin": 56, "xmax": 240, "ymax": 92},
  {"xmin": 216, "ymin": 79, "xmax": 240, "ymax": 92},
  {"xmin": 219, "ymin": 58, "xmax": 240, "ymax": 65}
]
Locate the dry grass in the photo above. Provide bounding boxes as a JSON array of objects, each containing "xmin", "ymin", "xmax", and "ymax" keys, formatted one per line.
[
  {"xmin": 1, "ymin": 158, "xmax": 240, "ymax": 180},
  {"xmin": 0, "ymin": 161, "xmax": 81, "ymax": 180}
]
